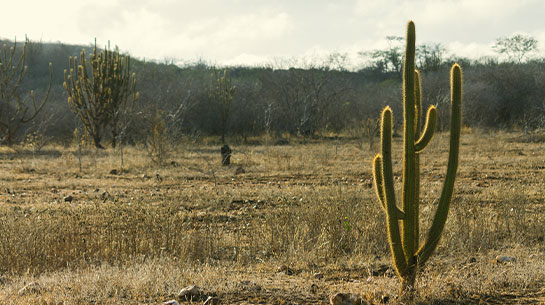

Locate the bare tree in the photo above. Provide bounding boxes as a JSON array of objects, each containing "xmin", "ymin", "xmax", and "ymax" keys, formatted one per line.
[
  {"xmin": 416, "ymin": 43, "xmax": 446, "ymax": 72},
  {"xmin": 493, "ymin": 34, "xmax": 538, "ymax": 63},
  {"xmin": 0, "ymin": 38, "xmax": 52, "ymax": 145},
  {"xmin": 360, "ymin": 36, "xmax": 404, "ymax": 75},
  {"xmin": 326, "ymin": 51, "xmax": 350, "ymax": 71}
]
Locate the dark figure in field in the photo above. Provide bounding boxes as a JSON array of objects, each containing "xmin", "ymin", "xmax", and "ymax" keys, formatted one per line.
[{"xmin": 221, "ymin": 145, "xmax": 231, "ymax": 166}]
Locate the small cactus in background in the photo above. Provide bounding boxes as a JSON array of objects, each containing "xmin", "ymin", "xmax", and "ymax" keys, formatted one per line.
[
  {"xmin": 372, "ymin": 20, "xmax": 462, "ymax": 298},
  {"xmin": 146, "ymin": 112, "xmax": 170, "ymax": 165},
  {"xmin": 63, "ymin": 40, "xmax": 137, "ymax": 149}
]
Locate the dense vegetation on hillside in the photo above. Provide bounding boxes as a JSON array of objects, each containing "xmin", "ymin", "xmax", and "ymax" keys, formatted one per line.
[{"xmin": 2, "ymin": 38, "xmax": 545, "ymax": 146}]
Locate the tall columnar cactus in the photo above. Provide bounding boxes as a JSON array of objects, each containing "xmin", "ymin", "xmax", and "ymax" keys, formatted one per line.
[
  {"xmin": 372, "ymin": 21, "xmax": 462, "ymax": 296},
  {"xmin": 63, "ymin": 41, "xmax": 137, "ymax": 149}
]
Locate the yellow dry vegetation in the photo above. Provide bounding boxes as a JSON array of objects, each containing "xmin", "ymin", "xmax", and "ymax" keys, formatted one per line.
[{"xmin": 0, "ymin": 132, "xmax": 544, "ymax": 304}]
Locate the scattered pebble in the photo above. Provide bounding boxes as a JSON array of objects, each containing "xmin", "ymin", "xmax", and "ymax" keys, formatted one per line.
[
  {"xmin": 330, "ymin": 292, "xmax": 369, "ymax": 305},
  {"xmin": 309, "ymin": 283, "xmax": 319, "ymax": 294},
  {"xmin": 18, "ymin": 282, "xmax": 42, "ymax": 296},
  {"xmin": 495, "ymin": 255, "xmax": 516, "ymax": 263},
  {"xmin": 277, "ymin": 265, "xmax": 294, "ymax": 275},
  {"xmin": 178, "ymin": 285, "xmax": 201, "ymax": 301},
  {"xmin": 237, "ymin": 280, "xmax": 261, "ymax": 292},
  {"xmin": 203, "ymin": 296, "xmax": 221, "ymax": 305}
]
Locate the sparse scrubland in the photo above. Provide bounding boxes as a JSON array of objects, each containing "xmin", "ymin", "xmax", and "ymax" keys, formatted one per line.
[
  {"xmin": 0, "ymin": 130, "xmax": 544, "ymax": 304},
  {"xmin": 1, "ymin": 19, "xmax": 545, "ymax": 305}
]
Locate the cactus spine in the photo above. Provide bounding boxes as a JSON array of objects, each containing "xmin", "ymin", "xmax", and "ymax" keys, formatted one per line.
[{"xmin": 372, "ymin": 21, "xmax": 462, "ymax": 296}]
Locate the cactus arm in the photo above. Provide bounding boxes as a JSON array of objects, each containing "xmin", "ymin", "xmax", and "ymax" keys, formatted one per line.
[
  {"xmin": 415, "ymin": 106, "xmax": 437, "ymax": 152},
  {"xmin": 373, "ymin": 154, "xmax": 386, "ymax": 210},
  {"xmin": 401, "ymin": 20, "xmax": 417, "ymax": 265},
  {"xmin": 379, "ymin": 107, "xmax": 408, "ymax": 275},
  {"xmin": 374, "ymin": 154, "xmax": 406, "ymax": 218},
  {"xmin": 417, "ymin": 64, "xmax": 462, "ymax": 265}
]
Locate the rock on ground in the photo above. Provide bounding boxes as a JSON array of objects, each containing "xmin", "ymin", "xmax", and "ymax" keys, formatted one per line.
[
  {"xmin": 203, "ymin": 296, "xmax": 221, "ymax": 305},
  {"xmin": 330, "ymin": 292, "xmax": 370, "ymax": 305},
  {"xmin": 178, "ymin": 285, "xmax": 201, "ymax": 301}
]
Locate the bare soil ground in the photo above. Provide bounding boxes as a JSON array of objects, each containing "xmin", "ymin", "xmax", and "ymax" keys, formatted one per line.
[{"xmin": 0, "ymin": 131, "xmax": 544, "ymax": 304}]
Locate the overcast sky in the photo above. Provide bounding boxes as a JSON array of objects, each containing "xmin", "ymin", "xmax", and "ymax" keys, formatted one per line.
[{"xmin": 2, "ymin": 0, "xmax": 545, "ymax": 67}]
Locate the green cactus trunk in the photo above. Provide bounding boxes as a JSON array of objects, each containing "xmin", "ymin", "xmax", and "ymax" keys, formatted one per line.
[{"xmin": 372, "ymin": 21, "xmax": 462, "ymax": 298}]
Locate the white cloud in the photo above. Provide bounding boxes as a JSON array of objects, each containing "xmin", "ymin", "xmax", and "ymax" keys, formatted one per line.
[
  {"xmin": 221, "ymin": 53, "xmax": 271, "ymax": 67},
  {"xmin": 2, "ymin": 0, "xmax": 545, "ymax": 66},
  {"xmin": 447, "ymin": 41, "xmax": 495, "ymax": 59}
]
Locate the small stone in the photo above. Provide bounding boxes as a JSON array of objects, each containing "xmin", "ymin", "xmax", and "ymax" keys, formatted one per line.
[
  {"xmin": 178, "ymin": 285, "xmax": 201, "ymax": 301},
  {"xmin": 64, "ymin": 195, "xmax": 73, "ymax": 202},
  {"xmin": 277, "ymin": 265, "xmax": 293, "ymax": 275},
  {"xmin": 495, "ymin": 255, "xmax": 516, "ymax": 263},
  {"xmin": 314, "ymin": 272, "xmax": 323, "ymax": 279},
  {"xmin": 101, "ymin": 191, "xmax": 110, "ymax": 201},
  {"xmin": 163, "ymin": 300, "xmax": 180, "ymax": 305},
  {"xmin": 109, "ymin": 169, "xmax": 118, "ymax": 175},
  {"xmin": 18, "ymin": 282, "xmax": 42, "ymax": 295},
  {"xmin": 0, "ymin": 276, "xmax": 11, "ymax": 285},
  {"xmin": 237, "ymin": 280, "xmax": 261, "ymax": 292},
  {"xmin": 371, "ymin": 264, "xmax": 392, "ymax": 276},
  {"xmin": 203, "ymin": 296, "xmax": 221, "ymax": 305},
  {"xmin": 330, "ymin": 293, "xmax": 368, "ymax": 305}
]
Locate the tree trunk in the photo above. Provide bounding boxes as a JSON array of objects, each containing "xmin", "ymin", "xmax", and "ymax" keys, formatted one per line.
[
  {"xmin": 93, "ymin": 133, "xmax": 104, "ymax": 149},
  {"xmin": 111, "ymin": 125, "xmax": 118, "ymax": 148}
]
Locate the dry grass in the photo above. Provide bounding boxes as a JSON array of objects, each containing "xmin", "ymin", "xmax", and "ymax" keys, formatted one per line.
[{"xmin": 0, "ymin": 132, "xmax": 544, "ymax": 304}]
